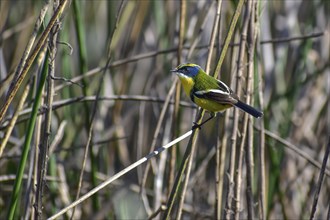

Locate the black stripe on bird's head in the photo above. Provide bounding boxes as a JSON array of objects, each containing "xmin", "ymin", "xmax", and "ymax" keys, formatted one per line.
[{"xmin": 171, "ymin": 63, "xmax": 201, "ymax": 78}]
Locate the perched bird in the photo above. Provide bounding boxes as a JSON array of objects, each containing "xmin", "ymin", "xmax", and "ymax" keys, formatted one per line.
[{"xmin": 171, "ymin": 63, "xmax": 263, "ymax": 127}]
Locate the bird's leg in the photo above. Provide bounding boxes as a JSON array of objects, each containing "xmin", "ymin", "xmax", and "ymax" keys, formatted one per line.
[{"xmin": 192, "ymin": 112, "xmax": 216, "ymax": 130}]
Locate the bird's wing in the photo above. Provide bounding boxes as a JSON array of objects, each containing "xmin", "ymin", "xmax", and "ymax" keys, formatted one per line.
[
  {"xmin": 194, "ymin": 89, "xmax": 237, "ymax": 105},
  {"xmin": 193, "ymin": 79, "xmax": 239, "ymax": 105},
  {"xmin": 216, "ymin": 80, "xmax": 231, "ymax": 94}
]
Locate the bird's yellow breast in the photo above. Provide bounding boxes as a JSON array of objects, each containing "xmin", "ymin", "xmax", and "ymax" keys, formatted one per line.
[{"xmin": 178, "ymin": 76, "xmax": 194, "ymax": 99}]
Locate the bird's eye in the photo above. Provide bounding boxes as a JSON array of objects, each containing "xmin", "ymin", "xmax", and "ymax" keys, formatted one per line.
[
  {"xmin": 181, "ymin": 66, "xmax": 188, "ymax": 72},
  {"xmin": 178, "ymin": 67, "xmax": 185, "ymax": 72}
]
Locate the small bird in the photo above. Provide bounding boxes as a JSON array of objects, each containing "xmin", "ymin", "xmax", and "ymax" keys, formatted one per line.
[{"xmin": 171, "ymin": 63, "xmax": 263, "ymax": 127}]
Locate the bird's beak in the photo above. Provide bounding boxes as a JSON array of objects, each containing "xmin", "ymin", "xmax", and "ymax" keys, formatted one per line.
[{"xmin": 170, "ymin": 68, "xmax": 178, "ymax": 73}]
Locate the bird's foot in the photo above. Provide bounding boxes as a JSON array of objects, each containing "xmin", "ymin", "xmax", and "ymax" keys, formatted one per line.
[{"xmin": 192, "ymin": 122, "xmax": 201, "ymax": 130}]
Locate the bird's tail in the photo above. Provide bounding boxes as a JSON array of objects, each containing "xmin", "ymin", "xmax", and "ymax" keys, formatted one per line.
[{"xmin": 234, "ymin": 100, "xmax": 263, "ymax": 118}]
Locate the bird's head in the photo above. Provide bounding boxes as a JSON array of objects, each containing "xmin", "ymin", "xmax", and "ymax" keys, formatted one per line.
[{"xmin": 171, "ymin": 63, "xmax": 202, "ymax": 78}]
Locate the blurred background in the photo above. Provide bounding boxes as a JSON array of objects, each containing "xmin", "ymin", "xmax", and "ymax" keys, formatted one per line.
[{"xmin": 0, "ymin": 0, "xmax": 329, "ymax": 219}]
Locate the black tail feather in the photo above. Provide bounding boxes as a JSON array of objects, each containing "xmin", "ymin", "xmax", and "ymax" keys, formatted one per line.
[{"xmin": 234, "ymin": 100, "xmax": 263, "ymax": 118}]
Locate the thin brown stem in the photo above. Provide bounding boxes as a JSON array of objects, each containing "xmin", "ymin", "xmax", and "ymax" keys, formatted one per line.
[
  {"xmin": 173, "ymin": 1, "xmax": 187, "ymax": 218},
  {"xmin": 245, "ymin": 2, "xmax": 257, "ymax": 218},
  {"xmin": 226, "ymin": 0, "xmax": 248, "ymax": 218},
  {"xmin": 310, "ymin": 138, "xmax": 330, "ymax": 219},
  {"xmin": 255, "ymin": 1, "xmax": 266, "ymax": 218},
  {"xmin": 34, "ymin": 1, "xmax": 59, "ymax": 217},
  {"xmin": 205, "ymin": 0, "xmax": 222, "ymax": 74}
]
